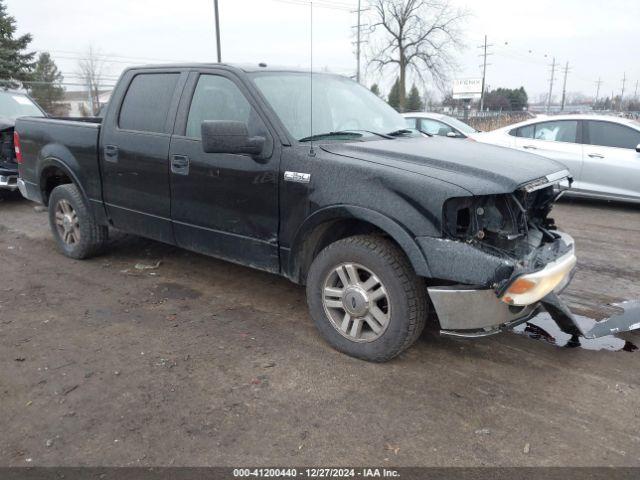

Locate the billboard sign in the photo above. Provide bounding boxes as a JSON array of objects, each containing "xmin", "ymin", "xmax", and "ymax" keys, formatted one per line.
[{"xmin": 452, "ymin": 78, "xmax": 482, "ymax": 100}]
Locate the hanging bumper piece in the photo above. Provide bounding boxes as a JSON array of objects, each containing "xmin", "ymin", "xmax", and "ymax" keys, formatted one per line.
[{"xmin": 541, "ymin": 292, "xmax": 640, "ymax": 339}]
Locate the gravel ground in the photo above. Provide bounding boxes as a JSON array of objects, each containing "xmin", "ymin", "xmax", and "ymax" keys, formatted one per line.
[{"xmin": 0, "ymin": 192, "xmax": 639, "ymax": 467}]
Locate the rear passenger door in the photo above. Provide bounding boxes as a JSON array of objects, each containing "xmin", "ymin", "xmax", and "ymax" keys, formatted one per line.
[
  {"xmin": 512, "ymin": 120, "xmax": 584, "ymax": 187},
  {"xmin": 101, "ymin": 70, "xmax": 187, "ymax": 243},
  {"xmin": 581, "ymin": 121, "xmax": 640, "ymax": 201},
  {"xmin": 168, "ymin": 70, "xmax": 280, "ymax": 272}
]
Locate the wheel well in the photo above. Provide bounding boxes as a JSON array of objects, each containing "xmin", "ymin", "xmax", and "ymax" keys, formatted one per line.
[
  {"xmin": 294, "ymin": 218, "xmax": 398, "ymax": 284},
  {"xmin": 40, "ymin": 166, "xmax": 73, "ymax": 206}
]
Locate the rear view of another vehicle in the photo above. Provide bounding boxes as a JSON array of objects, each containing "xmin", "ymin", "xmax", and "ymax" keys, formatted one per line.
[{"xmin": 0, "ymin": 90, "xmax": 46, "ymax": 195}]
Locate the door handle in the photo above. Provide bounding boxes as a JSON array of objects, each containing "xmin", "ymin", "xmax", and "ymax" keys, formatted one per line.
[
  {"xmin": 588, "ymin": 153, "xmax": 604, "ymax": 159},
  {"xmin": 104, "ymin": 145, "xmax": 119, "ymax": 163},
  {"xmin": 171, "ymin": 154, "xmax": 190, "ymax": 175},
  {"xmin": 523, "ymin": 145, "xmax": 537, "ymax": 150}
]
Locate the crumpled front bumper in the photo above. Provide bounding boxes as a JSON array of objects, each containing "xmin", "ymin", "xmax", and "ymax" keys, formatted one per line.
[{"xmin": 428, "ymin": 232, "xmax": 576, "ymax": 336}]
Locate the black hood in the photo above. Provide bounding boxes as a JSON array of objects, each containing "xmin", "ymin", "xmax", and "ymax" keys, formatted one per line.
[{"xmin": 321, "ymin": 136, "xmax": 567, "ymax": 195}]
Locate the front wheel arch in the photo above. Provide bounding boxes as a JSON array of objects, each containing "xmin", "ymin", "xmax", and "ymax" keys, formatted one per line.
[{"xmin": 288, "ymin": 206, "xmax": 432, "ymax": 284}]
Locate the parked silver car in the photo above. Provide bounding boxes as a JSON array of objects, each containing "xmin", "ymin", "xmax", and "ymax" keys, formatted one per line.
[
  {"xmin": 402, "ymin": 112, "xmax": 478, "ymax": 138},
  {"xmin": 470, "ymin": 115, "xmax": 640, "ymax": 203}
]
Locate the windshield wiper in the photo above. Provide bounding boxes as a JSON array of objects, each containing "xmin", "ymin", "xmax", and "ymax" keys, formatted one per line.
[
  {"xmin": 342, "ymin": 129, "xmax": 394, "ymax": 139},
  {"xmin": 386, "ymin": 128, "xmax": 415, "ymax": 137},
  {"xmin": 299, "ymin": 131, "xmax": 363, "ymax": 143}
]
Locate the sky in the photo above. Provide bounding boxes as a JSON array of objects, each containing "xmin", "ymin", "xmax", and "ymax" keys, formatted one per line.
[{"xmin": 7, "ymin": 0, "xmax": 640, "ymax": 102}]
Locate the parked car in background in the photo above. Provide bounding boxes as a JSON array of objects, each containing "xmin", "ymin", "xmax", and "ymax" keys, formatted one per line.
[
  {"xmin": 0, "ymin": 90, "xmax": 46, "ymax": 194},
  {"xmin": 402, "ymin": 112, "xmax": 478, "ymax": 138},
  {"xmin": 470, "ymin": 115, "xmax": 640, "ymax": 204}
]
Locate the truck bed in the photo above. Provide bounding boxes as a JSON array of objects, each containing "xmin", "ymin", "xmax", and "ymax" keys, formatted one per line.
[{"xmin": 15, "ymin": 116, "xmax": 104, "ymax": 205}]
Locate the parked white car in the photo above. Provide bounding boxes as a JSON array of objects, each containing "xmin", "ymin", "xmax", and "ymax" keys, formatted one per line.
[
  {"xmin": 469, "ymin": 115, "xmax": 640, "ymax": 203},
  {"xmin": 402, "ymin": 112, "xmax": 478, "ymax": 139}
]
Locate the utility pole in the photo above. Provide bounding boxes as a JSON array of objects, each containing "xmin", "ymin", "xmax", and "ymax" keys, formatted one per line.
[
  {"xmin": 352, "ymin": 1, "xmax": 368, "ymax": 84},
  {"xmin": 560, "ymin": 61, "xmax": 570, "ymax": 111},
  {"xmin": 214, "ymin": 0, "xmax": 222, "ymax": 62},
  {"xmin": 478, "ymin": 35, "xmax": 493, "ymax": 112},
  {"xmin": 620, "ymin": 72, "xmax": 627, "ymax": 110},
  {"xmin": 356, "ymin": 0, "xmax": 362, "ymax": 83},
  {"xmin": 594, "ymin": 77, "xmax": 603, "ymax": 108},
  {"xmin": 634, "ymin": 80, "xmax": 639, "ymax": 99},
  {"xmin": 546, "ymin": 57, "xmax": 556, "ymax": 114}
]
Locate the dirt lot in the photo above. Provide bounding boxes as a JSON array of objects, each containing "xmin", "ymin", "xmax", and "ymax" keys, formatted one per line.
[{"xmin": 0, "ymin": 192, "xmax": 639, "ymax": 467}]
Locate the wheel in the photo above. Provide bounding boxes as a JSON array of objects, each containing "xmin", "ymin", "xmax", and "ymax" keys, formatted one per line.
[
  {"xmin": 306, "ymin": 235, "xmax": 427, "ymax": 362},
  {"xmin": 48, "ymin": 183, "xmax": 108, "ymax": 259}
]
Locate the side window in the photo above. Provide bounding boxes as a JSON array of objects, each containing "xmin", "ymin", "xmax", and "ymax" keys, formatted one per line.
[
  {"xmin": 587, "ymin": 121, "xmax": 640, "ymax": 149},
  {"xmin": 533, "ymin": 120, "xmax": 578, "ymax": 143},
  {"xmin": 119, "ymin": 73, "xmax": 180, "ymax": 133},
  {"xmin": 404, "ymin": 117, "xmax": 417, "ymax": 129},
  {"xmin": 515, "ymin": 125, "xmax": 534, "ymax": 138},
  {"xmin": 185, "ymin": 75, "xmax": 253, "ymax": 139},
  {"xmin": 420, "ymin": 119, "xmax": 453, "ymax": 136}
]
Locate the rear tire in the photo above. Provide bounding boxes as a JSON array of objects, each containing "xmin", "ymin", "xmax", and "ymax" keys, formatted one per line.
[
  {"xmin": 48, "ymin": 184, "xmax": 108, "ymax": 259},
  {"xmin": 306, "ymin": 235, "xmax": 427, "ymax": 362}
]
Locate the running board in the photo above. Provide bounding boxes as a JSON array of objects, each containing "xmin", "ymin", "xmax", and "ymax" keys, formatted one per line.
[{"xmin": 541, "ymin": 292, "xmax": 640, "ymax": 339}]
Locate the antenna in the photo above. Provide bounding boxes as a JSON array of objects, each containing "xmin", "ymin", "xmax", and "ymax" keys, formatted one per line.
[{"xmin": 309, "ymin": 1, "xmax": 316, "ymax": 157}]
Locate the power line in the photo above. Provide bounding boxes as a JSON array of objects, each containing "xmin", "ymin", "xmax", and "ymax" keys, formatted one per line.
[{"xmin": 271, "ymin": 0, "xmax": 353, "ymax": 11}]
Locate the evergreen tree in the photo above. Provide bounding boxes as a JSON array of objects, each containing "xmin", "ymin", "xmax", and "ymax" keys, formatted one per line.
[
  {"xmin": 29, "ymin": 52, "xmax": 67, "ymax": 115},
  {"xmin": 387, "ymin": 77, "xmax": 402, "ymax": 111},
  {"xmin": 370, "ymin": 83, "xmax": 381, "ymax": 97},
  {"xmin": 0, "ymin": 0, "xmax": 35, "ymax": 89},
  {"xmin": 405, "ymin": 84, "xmax": 423, "ymax": 112}
]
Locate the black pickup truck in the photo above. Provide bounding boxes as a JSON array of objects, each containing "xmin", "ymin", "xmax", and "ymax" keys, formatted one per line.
[{"xmin": 16, "ymin": 63, "xmax": 635, "ymax": 362}]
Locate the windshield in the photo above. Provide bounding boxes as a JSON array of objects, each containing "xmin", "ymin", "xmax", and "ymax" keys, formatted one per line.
[
  {"xmin": 251, "ymin": 72, "xmax": 409, "ymax": 141},
  {"xmin": 0, "ymin": 91, "xmax": 44, "ymax": 119},
  {"xmin": 442, "ymin": 115, "xmax": 477, "ymax": 134}
]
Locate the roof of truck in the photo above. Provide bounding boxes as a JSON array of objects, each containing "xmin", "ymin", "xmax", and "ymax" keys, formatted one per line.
[{"xmin": 128, "ymin": 62, "xmax": 345, "ymax": 75}]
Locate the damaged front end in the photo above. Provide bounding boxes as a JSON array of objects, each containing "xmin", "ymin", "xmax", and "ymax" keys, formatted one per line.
[
  {"xmin": 0, "ymin": 121, "xmax": 19, "ymax": 191},
  {"xmin": 423, "ymin": 169, "xmax": 637, "ymax": 339}
]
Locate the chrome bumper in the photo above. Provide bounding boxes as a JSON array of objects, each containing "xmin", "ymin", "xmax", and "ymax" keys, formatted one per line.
[
  {"xmin": 428, "ymin": 232, "xmax": 576, "ymax": 335},
  {"xmin": 428, "ymin": 285, "xmax": 538, "ymax": 333},
  {"xmin": 0, "ymin": 174, "xmax": 18, "ymax": 191}
]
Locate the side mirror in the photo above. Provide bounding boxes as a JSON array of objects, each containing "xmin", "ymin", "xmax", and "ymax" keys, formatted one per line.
[
  {"xmin": 446, "ymin": 131, "xmax": 459, "ymax": 138},
  {"xmin": 636, "ymin": 144, "xmax": 640, "ymax": 153},
  {"xmin": 201, "ymin": 120, "xmax": 265, "ymax": 156}
]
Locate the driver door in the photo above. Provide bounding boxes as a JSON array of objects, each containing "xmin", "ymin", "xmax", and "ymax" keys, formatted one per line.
[{"xmin": 169, "ymin": 70, "xmax": 280, "ymax": 272}]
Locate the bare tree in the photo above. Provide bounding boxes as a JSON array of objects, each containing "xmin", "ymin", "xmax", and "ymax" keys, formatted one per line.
[
  {"xmin": 77, "ymin": 46, "xmax": 106, "ymax": 116},
  {"xmin": 368, "ymin": 0, "xmax": 467, "ymax": 110}
]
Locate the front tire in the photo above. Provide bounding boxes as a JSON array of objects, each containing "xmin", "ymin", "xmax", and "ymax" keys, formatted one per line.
[
  {"xmin": 306, "ymin": 235, "xmax": 427, "ymax": 362},
  {"xmin": 48, "ymin": 184, "xmax": 108, "ymax": 259}
]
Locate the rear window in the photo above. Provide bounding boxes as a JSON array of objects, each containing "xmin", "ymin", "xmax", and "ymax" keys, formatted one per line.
[
  {"xmin": 118, "ymin": 73, "xmax": 179, "ymax": 133},
  {"xmin": 586, "ymin": 121, "xmax": 640, "ymax": 149}
]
